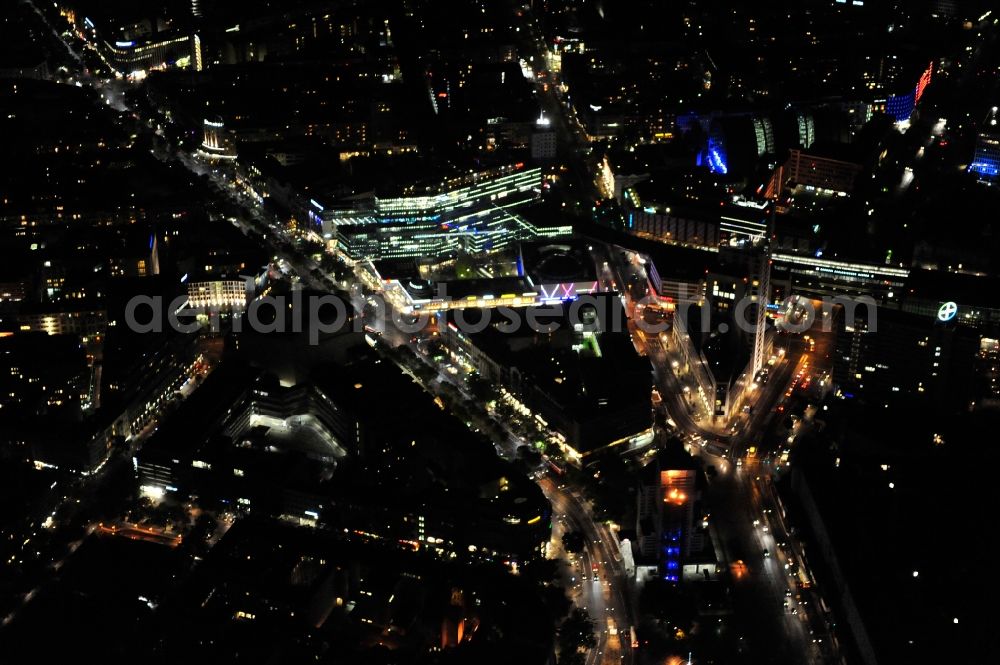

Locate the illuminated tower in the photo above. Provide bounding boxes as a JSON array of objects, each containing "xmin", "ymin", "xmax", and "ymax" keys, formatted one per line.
[{"xmin": 637, "ymin": 446, "xmax": 698, "ymax": 583}]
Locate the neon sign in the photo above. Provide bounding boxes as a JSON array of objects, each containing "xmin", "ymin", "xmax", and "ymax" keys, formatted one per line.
[{"xmin": 937, "ymin": 301, "xmax": 958, "ymax": 322}]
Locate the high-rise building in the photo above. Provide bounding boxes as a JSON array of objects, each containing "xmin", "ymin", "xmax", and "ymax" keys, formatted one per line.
[{"xmin": 635, "ymin": 446, "xmax": 699, "ymax": 583}]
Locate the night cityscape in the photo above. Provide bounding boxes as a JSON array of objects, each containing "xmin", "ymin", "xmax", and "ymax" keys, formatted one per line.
[{"xmin": 2, "ymin": 1, "xmax": 1000, "ymax": 663}]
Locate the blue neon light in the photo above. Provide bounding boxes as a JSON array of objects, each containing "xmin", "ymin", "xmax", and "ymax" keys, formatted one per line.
[
  {"xmin": 708, "ymin": 148, "xmax": 729, "ymax": 175},
  {"xmin": 701, "ymin": 136, "xmax": 728, "ymax": 175},
  {"xmin": 970, "ymin": 162, "xmax": 999, "ymax": 178},
  {"xmin": 886, "ymin": 91, "xmax": 916, "ymax": 122}
]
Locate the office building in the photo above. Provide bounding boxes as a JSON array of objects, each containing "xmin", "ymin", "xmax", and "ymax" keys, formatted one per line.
[
  {"xmin": 531, "ymin": 130, "xmax": 557, "ymax": 161},
  {"xmin": 186, "ymin": 276, "xmax": 249, "ymax": 310},
  {"xmin": 321, "ymin": 165, "xmax": 570, "ymax": 262},
  {"xmin": 635, "ymin": 446, "xmax": 700, "ymax": 583},
  {"xmin": 770, "ymin": 253, "xmax": 909, "ymax": 304},
  {"xmin": 769, "ymin": 149, "xmax": 863, "ymax": 195},
  {"xmin": 833, "ymin": 307, "xmax": 980, "ymax": 411},
  {"xmin": 16, "ymin": 308, "xmax": 107, "ymax": 340}
]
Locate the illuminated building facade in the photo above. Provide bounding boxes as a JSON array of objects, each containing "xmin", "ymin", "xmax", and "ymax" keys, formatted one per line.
[
  {"xmin": 102, "ymin": 35, "xmax": 202, "ymax": 74},
  {"xmin": 636, "ymin": 450, "xmax": 699, "ymax": 583},
  {"xmin": 358, "ymin": 238, "xmax": 606, "ymax": 315},
  {"xmin": 627, "ymin": 202, "xmax": 767, "ymax": 251},
  {"xmin": 697, "ymin": 133, "xmax": 729, "ymax": 175},
  {"xmin": 770, "ymin": 252, "xmax": 909, "ymax": 303},
  {"xmin": 58, "ymin": 5, "xmax": 202, "ymax": 75},
  {"xmin": 879, "ymin": 61, "xmax": 933, "ymax": 123},
  {"xmin": 969, "ymin": 133, "xmax": 1000, "ymax": 182},
  {"xmin": 186, "ymin": 278, "xmax": 248, "ymax": 310},
  {"xmin": 17, "ymin": 309, "xmax": 107, "ymax": 339},
  {"xmin": 60, "ymin": 2, "xmax": 203, "ymax": 76},
  {"xmin": 198, "ymin": 116, "xmax": 237, "ymax": 161},
  {"xmin": 323, "ymin": 166, "xmax": 570, "ymax": 261}
]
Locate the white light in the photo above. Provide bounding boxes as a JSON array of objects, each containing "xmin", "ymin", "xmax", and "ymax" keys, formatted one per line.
[
  {"xmin": 937, "ymin": 302, "xmax": 958, "ymax": 322},
  {"xmin": 140, "ymin": 484, "xmax": 165, "ymax": 500},
  {"xmin": 912, "ymin": 570, "xmax": 919, "ymax": 578}
]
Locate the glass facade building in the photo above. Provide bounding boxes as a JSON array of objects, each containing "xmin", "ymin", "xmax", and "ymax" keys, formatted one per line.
[{"xmin": 322, "ymin": 166, "xmax": 570, "ymax": 261}]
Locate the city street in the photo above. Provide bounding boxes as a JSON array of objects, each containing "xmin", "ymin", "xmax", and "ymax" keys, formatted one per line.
[{"xmin": 542, "ymin": 477, "xmax": 633, "ymax": 665}]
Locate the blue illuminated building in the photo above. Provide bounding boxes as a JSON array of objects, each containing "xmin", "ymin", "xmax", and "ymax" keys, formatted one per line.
[
  {"xmin": 885, "ymin": 90, "xmax": 916, "ymax": 122},
  {"xmin": 970, "ymin": 133, "xmax": 1000, "ymax": 182},
  {"xmin": 698, "ymin": 135, "xmax": 730, "ymax": 175},
  {"xmin": 636, "ymin": 449, "xmax": 698, "ymax": 583}
]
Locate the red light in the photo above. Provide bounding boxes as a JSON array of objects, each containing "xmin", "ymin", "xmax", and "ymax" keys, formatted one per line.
[{"xmin": 915, "ymin": 62, "xmax": 933, "ymax": 104}]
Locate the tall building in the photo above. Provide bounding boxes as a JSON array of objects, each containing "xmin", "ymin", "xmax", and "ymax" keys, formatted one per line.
[{"xmin": 635, "ymin": 446, "xmax": 699, "ymax": 583}]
